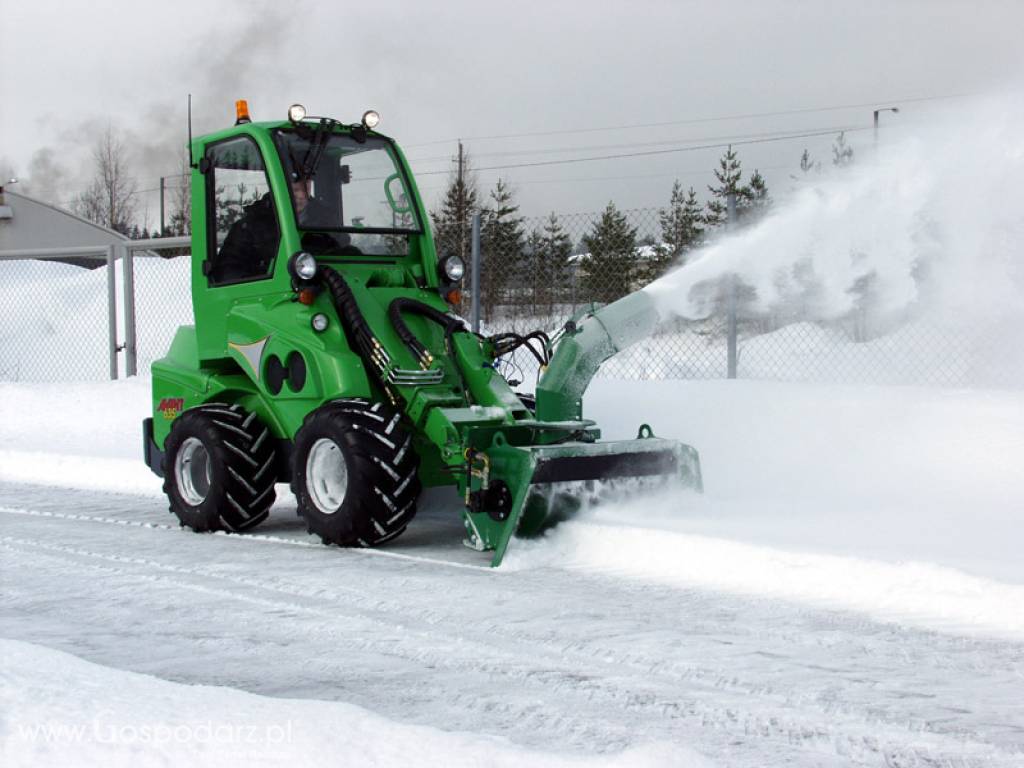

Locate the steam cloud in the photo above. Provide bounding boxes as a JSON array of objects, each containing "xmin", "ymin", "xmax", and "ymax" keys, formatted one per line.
[{"xmin": 14, "ymin": 0, "xmax": 296, "ymax": 214}]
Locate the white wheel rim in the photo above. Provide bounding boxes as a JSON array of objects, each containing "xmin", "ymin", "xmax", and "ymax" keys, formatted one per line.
[
  {"xmin": 175, "ymin": 437, "xmax": 211, "ymax": 506},
  {"xmin": 306, "ymin": 438, "xmax": 348, "ymax": 514}
]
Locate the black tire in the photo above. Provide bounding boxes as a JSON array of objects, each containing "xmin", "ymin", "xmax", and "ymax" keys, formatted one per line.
[
  {"xmin": 292, "ymin": 399, "xmax": 421, "ymax": 547},
  {"xmin": 162, "ymin": 403, "xmax": 277, "ymax": 533}
]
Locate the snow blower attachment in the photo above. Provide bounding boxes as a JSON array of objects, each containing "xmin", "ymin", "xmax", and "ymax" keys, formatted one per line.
[{"xmin": 143, "ymin": 101, "xmax": 701, "ymax": 565}]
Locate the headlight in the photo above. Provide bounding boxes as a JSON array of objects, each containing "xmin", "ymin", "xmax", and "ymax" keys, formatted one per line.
[
  {"xmin": 288, "ymin": 103, "xmax": 307, "ymax": 122},
  {"xmin": 440, "ymin": 255, "xmax": 465, "ymax": 282},
  {"xmin": 295, "ymin": 252, "xmax": 317, "ymax": 280},
  {"xmin": 311, "ymin": 313, "xmax": 329, "ymax": 332},
  {"xmin": 361, "ymin": 110, "xmax": 380, "ymax": 129},
  {"xmin": 289, "ymin": 251, "xmax": 318, "ymax": 282}
]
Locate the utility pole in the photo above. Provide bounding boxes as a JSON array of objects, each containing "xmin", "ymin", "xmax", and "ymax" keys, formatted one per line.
[
  {"xmin": 457, "ymin": 141, "xmax": 465, "ymax": 262},
  {"xmin": 471, "ymin": 212, "xmax": 481, "ymax": 333},
  {"xmin": 159, "ymin": 176, "xmax": 166, "ymax": 237},
  {"xmin": 726, "ymin": 191, "xmax": 738, "ymax": 379}
]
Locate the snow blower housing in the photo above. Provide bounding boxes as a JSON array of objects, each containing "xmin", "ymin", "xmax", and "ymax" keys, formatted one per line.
[{"xmin": 143, "ymin": 101, "xmax": 701, "ymax": 565}]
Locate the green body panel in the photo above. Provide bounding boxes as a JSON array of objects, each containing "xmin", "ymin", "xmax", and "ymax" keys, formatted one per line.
[
  {"xmin": 151, "ymin": 326, "xmax": 268, "ymax": 448},
  {"xmin": 150, "ymin": 111, "xmax": 701, "ymax": 566}
]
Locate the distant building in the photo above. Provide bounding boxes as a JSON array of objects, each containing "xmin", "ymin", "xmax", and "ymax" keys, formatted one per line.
[{"xmin": 0, "ymin": 188, "xmax": 128, "ymax": 267}]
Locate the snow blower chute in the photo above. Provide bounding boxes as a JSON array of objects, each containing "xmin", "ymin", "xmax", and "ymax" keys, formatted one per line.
[{"xmin": 142, "ymin": 101, "xmax": 702, "ymax": 565}]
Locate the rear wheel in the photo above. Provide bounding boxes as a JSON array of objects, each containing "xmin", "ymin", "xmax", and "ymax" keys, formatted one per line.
[
  {"xmin": 162, "ymin": 404, "xmax": 277, "ymax": 532},
  {"xmin": 292, "ymin": 399, "xmax": 421, "ymax": 547}
]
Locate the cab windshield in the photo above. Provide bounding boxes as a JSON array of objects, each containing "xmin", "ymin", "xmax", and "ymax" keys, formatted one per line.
[{"xmin": 273, "ymin": 128, "xmax": 420, "ymax": 256}]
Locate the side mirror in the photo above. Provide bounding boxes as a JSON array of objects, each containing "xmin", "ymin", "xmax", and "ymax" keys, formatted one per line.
[{"xmin": 339, "ymin": 164, "xmax": 351, "ymax": 184}]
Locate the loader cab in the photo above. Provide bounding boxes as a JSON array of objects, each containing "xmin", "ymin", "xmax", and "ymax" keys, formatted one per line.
[
  {"xmin": 272, "ymin": 128, "xmax": 423, "ymax": 258},
  {"xmin": 188, "ymin": 107, "xmax": 437, "ymax": 367}
]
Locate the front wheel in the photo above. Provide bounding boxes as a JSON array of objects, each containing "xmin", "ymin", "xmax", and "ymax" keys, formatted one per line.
[
  {"xmin": 292, "ymin": 399, "xmax": 421, "ymax": 547},
  {"xmin": 162, "ymin": 404, "xmax": 277, "ymax": 532}
]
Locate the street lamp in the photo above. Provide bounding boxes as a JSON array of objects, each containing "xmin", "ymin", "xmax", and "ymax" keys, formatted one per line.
[{"xmin": 873, "ymin": 107, "xmax": 900, "ymax": 148}]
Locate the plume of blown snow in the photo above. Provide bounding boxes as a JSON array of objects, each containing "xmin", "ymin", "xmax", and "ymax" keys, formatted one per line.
[{"xmin": 645, "ymin": 93, "xmax": 1024, "ymax": 327}]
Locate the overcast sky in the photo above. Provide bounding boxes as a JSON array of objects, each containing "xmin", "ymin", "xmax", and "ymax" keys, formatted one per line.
[{"xmin": 3, "ymin": 0, "xmax": 1023, "ymax": 226}]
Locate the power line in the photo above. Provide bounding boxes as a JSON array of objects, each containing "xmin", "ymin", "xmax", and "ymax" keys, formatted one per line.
[
  {"xmin": 137, "ymin": 114, "xmax": 880, "ymax": 196},
  {"xmin": 507, "ymin": 163, "xmax": 796, "ymax": 187},
  {"xmin": 402, "ymin": 93, "xmax": 963, "ymax": 148},
  {"xmin": 414, "ymin": 126, "xmax": 871, "ymax": 176},
  {"xmin": 98, "ymin": 120, "xmax": 873, "ymax": 205},
  {"xmin": 404, "ymin": 123, "xmax": 860, "ymax": 165}
]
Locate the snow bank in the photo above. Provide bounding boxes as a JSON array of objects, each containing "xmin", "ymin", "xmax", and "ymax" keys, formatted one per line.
[
  {"xmin": 0, "ymin": 378, "xmax": 160, "ymax": 495},
  {"xmin": 0, "ymin": 255, "xmax": 192, "ymax": 382},
  {"xmin": 501, "ymin": 378, "xmax": 1024, "ymax": 639},
  {"xmin": 2, "ymin": 376, "xmax": 1023, "ymax": 638},
  {"xmin": 0, "ymin": 376, "xmax": 149, "ymax": 459},
  {"xmin": 505, "ymin": 498, "xmax": 1024, "ymax": 640},
  {"xmin": 0, "ymin": 639, "xmax": 712, "ymax": 768}
]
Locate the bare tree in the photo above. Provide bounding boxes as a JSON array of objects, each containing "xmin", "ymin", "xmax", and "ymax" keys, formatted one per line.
[
  {"xmin": 167, "ymin": 149, "xmax": 192, "ymax": 236},
  {"xmin": 75, "ymin": 126, "xmax": 137, "ymax": 235}
]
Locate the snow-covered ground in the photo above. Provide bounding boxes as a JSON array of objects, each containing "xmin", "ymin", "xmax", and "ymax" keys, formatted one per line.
[
  {"xmin": 2, "ymin": 376, "xmax": 1023, "ymax": 766},
  {"xmin": 1, "ymin": 639, "xmax": 707, "ymax": 768}
]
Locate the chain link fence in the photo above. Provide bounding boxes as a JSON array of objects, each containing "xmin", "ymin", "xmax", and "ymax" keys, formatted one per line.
[
  {"xmin": 2, "ymin": 207, "xmax": 1022, "ymax": 388},
  {"xmin": 131, "ymin": 253, "xmax": 193, "ymax": 374},
  {"xmin": 0, "ymin": 251, "xmax": 115, "ymax": 382},
  {"xmin": 441, "ymin": 206, "xmax": 1024, "ymax": 389}
]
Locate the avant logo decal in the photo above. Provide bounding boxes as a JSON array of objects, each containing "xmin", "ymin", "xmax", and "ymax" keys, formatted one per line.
[{"xmin": 157, "ymin": 397, "xmax": 185, "ymax": 420}]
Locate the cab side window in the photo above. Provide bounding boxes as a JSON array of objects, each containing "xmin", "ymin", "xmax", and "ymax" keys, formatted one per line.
[{"xmin": 206, "ymin": 137, "xmax": 280, "ymax": 285}]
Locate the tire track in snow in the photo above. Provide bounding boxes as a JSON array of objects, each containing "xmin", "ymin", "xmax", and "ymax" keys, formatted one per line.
[
  {"xmin": 2, "ymin": 526, "xmax": 1018, "ymax": 767},
  {"xmin": 3, "ymin": 501, "xmax": 1020, "ymax": 706},
  {"xmin": 0, "ymin": 505, "xmax": 493, "ymax": 571},
  {"xmin": 0, "ymin": 503, "xmax": 975, "ymax": 693},
  {"xmin": 0, "ymin": 501, "xmax": 1014, "ymax": 692}
]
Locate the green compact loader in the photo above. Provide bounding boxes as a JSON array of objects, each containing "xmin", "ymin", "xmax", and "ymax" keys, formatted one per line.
[{"xmin": 143, "ymin": 101, "xmax": 701, "ymax": 566}]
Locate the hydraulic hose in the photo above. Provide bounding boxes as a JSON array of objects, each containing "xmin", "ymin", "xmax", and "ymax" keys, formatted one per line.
[
  {"xmin": 318, "ymin": 267, "xmax": 396, "ymax": 401},
  {"xmin": 388, "ymin": 297, "xmax": 467, "ymax": 368},
  {"xmin": 388, "ymin": 297, "xmax": 476, "ymax": 399}
]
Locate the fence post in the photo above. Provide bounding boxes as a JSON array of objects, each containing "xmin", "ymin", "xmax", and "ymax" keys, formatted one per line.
[
  {"xmin": 726, "ymin": 192, "xmax": 738, "ymax": 379},
  {"xmin": 106, "ymin": 245, "xmax": 119, "ymax": 380},
  {"xmin": 470, "ymin": 211, "xmax": 481, "ymax": 333},
  {"xmin": 120, "ymin": 242, "xmax": 138, "ymax": 377}
]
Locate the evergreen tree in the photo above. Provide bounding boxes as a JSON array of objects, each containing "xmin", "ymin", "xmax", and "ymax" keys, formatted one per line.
[
  {"xmin": 581, "ymin": 202, "xmax": 638, "ymax": 303},
  {"xmin": 479, "ymin": 178, "xmax": 525, "ymax": 322},
  {"xmin": 705, "ymin": 145, "xmax": 743, "ymax": 228},
  {"xmin": 832, "ymin": 131, "xmax": 854, "ymax": 167},
  {"xmin": 799, "ymin": 148, "xmax": 818, "ymax": 174},
  {"xmin": 647, "ymin": 181, "xmax": 705, "ymax": 281},
  {"xmin": 705, "ymin": 146, "xmax": 771, "ymax": 228},
  {"xmin": 740, "ymin": 169, "xmax": 771, "ymax": 221},
  {"xmin": 430, "ymin": 147, "xmax": 479, "ymax": 264},
  {"xmin": 528, "ymin": 212, "xmax": 573, "ymax": 315}
]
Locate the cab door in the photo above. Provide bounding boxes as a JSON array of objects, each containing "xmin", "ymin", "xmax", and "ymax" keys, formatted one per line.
[{"xmin": 192, "ymin": 134, "xmax": 285, "ymax": 365}]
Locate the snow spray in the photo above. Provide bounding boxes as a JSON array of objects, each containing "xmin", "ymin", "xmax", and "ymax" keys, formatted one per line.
[{"xmin": 645, "ymin": 93, "xmax": 1024, "ymax": 329}]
